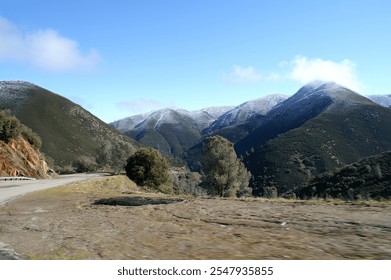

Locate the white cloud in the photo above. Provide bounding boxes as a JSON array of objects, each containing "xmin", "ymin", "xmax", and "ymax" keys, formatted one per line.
[
  {"xmin": 116, "ymin": 98, "xmax": 164, "ymax": 114},
  {"xmin": 287, "ymin": 56, "xmax": 363, "ymax": 92},
  {"xmin": 224, "ymin": 65, "xmax": 280, "ymax": 84},
  {"xmin": 0, "ymin": 16, "xmax": 99, "ymax": 72}
]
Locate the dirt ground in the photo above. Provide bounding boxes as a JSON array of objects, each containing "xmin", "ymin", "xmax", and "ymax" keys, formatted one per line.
[{"xmin": 0, "ymin": 176, "xmax": 390, "ymax": 260}]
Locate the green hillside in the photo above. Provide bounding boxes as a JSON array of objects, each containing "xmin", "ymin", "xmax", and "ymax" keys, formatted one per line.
[
  {"xmin": 246, "ymin": 104, "xmax": 391, "ymax": 196},
  {"xmin": 0, "ymin": 81, "xmax": 139, "ymax": 167},
  {"xmin": 296, "ymin": 151, "xmax": 391, "ymax": 200}
]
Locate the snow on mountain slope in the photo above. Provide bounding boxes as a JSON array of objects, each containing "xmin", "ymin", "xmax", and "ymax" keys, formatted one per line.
[
  {"xmin": 188, "ymin": 106, "xmax": 235, "ymax": 130},
  {"xmin": 0, "ymin": 81, "xmax": 37, "ymax": 110},
  {"xmin": 207, "ymin": 94, "xmax": 288, "ymax": 132},
  {"xmin": 367, "ymin": 94, "xmax": 391, "ymax": 108},
  {"xmin": 111, "ymin": 106, "xmax": 234, "ymax": 133},
  {"xmin": 236, "ymin": 81, "xmax": 382, "ymax": 156},
  {"xmin": 267, "ymin": 81, "xmax": 375, "ymax": 120}
]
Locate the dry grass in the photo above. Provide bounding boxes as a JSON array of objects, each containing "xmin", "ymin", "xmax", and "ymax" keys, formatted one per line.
[{"xmin": 0, "ymin": 175, "xmax": 390, "ymax": 260}]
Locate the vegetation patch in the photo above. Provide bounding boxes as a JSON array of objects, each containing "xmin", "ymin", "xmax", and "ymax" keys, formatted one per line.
[{"xmin": 94, "ymin": 196, "xmax": 183, "ymax": 207}]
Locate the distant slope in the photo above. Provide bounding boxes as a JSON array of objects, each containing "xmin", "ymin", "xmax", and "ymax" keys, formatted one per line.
[
  {"xmin": 367, "ymin": 94, "xmax": 391, "ymax": 108},
  {"xmin": 205, "ymin": 94, "xmax": 288, "ymax": 137},
  {"xmin": 123, "ymin": 109, "xmax": 204, "ymax": 158},
  {"xmin": 242, "ymin": 82, "xmax": 391, "ymax": 195},
  {"xmin": 296, "ymin": 151, "xmax": 391, "ymax": 200},
  {"xmin": 111, "ymin": 106, "xmax": 233, "ymax": 133},
  {"xmin": 111, "ymin": 106, "xmax": 233, "ymax": 159},
  {"xmin": 0, "ymin": 81, "xmax": 139, "ymax": 166}
]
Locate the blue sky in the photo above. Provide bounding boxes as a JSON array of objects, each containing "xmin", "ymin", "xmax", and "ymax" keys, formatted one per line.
[{"xmin": 0, "ymin": 0, "xmax": 390, "ymax": 122}]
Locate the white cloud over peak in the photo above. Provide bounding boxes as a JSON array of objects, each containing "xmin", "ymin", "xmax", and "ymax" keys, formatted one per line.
[
  {"xmin": 0, "ymin": 17, "xmax": 99, "ymax": 72},
  {"xmin": 224, "ymin": 56, "xmax": 363, "ymax": 92},
  {"xmin": 288, "ymin": 56, "xmax": 363, "ymax": 92}
]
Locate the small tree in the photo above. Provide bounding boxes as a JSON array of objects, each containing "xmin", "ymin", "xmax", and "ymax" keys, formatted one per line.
[
  {"xmin": 0, "ymin": 110, "xmax": 22, "ymax": 143},
  {"xmin": 200, "ymin": 135, "xmax": 252, "ymax": 197},
  {"xmin": 96, "ymin": 141, "xmax": 135, "ymax": 173},
  {"xmin": 125, "ymin": 147, "xmax": 171, "ymax": 192},
  {"xmin": 73, "ymin": 155, "xmax": 97, "ymax": 173}
]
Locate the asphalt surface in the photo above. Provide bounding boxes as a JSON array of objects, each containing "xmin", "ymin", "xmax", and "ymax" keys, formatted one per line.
[{"xmin": 0, "ymin": 173, "xmax": 103, "ymax": 260}]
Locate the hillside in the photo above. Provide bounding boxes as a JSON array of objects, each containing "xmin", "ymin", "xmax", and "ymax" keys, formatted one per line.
[
  {"xmin": 242, "ymin": 82, "xmax": 391, "ymax": 195},
  {"xmin": 0, "ymin": 81, "xmax": 139, "ymax": 167},
  {"xmin": 296, "ymin": 151, "xmax": 391, "ymax": 200}
]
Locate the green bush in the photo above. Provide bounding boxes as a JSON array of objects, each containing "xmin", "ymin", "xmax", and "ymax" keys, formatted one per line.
[
  {"xmin": 0, "ymin": 110, "xmax": 22, "ymax": 142},
  {"xmin": 125, "ymin": 147, "xmax": 171, "ymax": 193},
  {"xmin": 0, "ymin": 110, "xmax": 42, "ymax": 149}
]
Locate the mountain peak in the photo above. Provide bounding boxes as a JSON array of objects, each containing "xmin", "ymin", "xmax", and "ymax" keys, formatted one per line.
[
  {"xmin": 285, "ymin": 81, "xmax": 376, "ymax": 110},
  {"xmin": 295, "ymin": 81, "xmax": 342, "ymax": 99},
  {"xmin": 302, "ymin": 80, "xmax": 339, "ymax": 89}
]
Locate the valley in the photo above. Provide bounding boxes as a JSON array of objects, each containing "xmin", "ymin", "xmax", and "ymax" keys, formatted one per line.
[{"xmin": 0, "ymin": 176, "xmax": 390, "ymax": 260}]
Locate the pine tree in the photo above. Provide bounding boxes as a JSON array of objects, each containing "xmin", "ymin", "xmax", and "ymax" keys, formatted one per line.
[{"xmin": 201, "ymin": 135, "xmax": 252, "ymax": 197}]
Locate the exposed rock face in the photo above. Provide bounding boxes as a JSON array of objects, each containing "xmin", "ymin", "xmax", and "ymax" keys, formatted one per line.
[{"xmin": 0, "ymin": 137, "xmax": 50, "ymax": 178}]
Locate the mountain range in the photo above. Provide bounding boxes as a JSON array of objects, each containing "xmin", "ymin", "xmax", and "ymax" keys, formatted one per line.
[
  {"xmin": 110, "ymin": 94, "xmax": 289, "ymax": 159},
  {"xmin": 111, "ymin": 81, "xmax": 391, "ymax": 195}
]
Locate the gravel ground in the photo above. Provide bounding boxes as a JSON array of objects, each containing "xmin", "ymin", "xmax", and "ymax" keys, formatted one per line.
[{"xmin": 0, "ymin": 176, "xmax": 390, "ymax": 260}]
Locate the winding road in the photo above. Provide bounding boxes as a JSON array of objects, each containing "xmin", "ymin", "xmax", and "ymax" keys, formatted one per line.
[{"xmin": 0, "ymin": 173, "xmax": 103, "ymax": 260}]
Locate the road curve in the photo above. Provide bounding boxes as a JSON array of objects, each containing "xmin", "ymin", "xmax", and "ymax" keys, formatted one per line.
[
  {"xmin": 0, "ymin": 173, "xmax": 103, "ymax": 260},
  {"xmin": 0, "ymin": 173, "xmax": 103, "ymax": 205}
]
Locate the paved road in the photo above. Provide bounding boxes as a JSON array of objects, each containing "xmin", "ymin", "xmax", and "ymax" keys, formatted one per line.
[
  {"xmin": 0, "ymin": 173, "xmax": 103, "ymax": 260},
  {"xmin": 0, "ymin": 173, "xmax": 102, "ymax": 205}
]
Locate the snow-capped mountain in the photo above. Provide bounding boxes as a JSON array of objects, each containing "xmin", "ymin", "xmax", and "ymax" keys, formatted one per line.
[
  {"xmin": 237, "ymin": 81, "xmax": 375, "ymax": 153},
  {"xmin": 111, "ymin": 106, "xmax": 234, "ymax": 133},
  {"xmin": 110, "ymin": 106, "xmax": 235, "ymax": 158},
  {"xmin": 240, "ymin": 81, "xmax": 391, "ymax": 194},
  {"xmin": 206, "ymin": 94, "xmax": 288, "ymax": 133}
]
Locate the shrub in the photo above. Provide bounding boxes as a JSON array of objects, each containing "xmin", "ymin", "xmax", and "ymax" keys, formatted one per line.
[
  {"xmin": 263, "ymin": 186, "xmax": 278, "ymax": 198},
  {"xmin": 73, "ymin": 156, "xmax": 98, "ymax": 173},
  {"xmin": 125, "ymin": 148, "xmax": 171, "ymax": 192},
  {"xmin": 0, "ymin": 110, "xmax": 22, "ymax": 142}
]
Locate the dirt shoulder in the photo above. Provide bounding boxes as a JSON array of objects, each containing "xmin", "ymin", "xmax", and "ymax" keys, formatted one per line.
[{"xmin": 0, "ymin": 176, "xmax": 390, "ymax": 259}]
